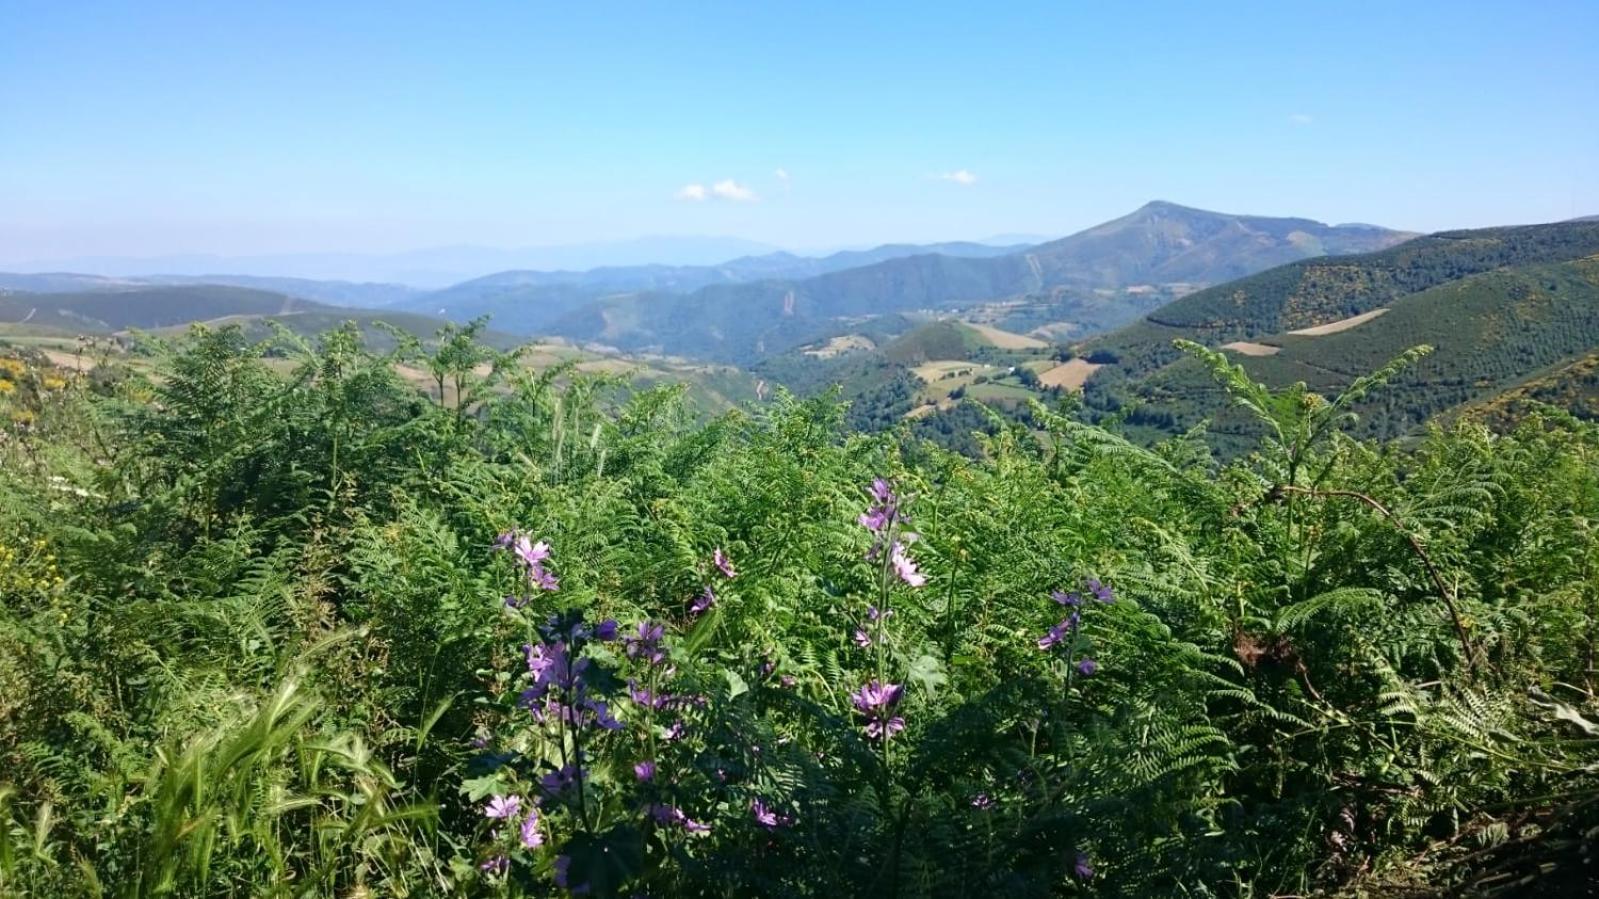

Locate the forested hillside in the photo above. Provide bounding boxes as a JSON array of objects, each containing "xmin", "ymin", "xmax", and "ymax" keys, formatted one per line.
[
  {"xmin": 1079, "ymin": 220, "xmax": 1599, "ymax": 447},
  {"xmin": 2, "ymin": 324, "xmax": 1597, "ymax": 896}
]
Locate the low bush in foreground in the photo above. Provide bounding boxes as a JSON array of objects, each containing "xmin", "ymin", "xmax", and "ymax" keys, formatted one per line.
[{"xmin": 1, "ymin": 327, "xmax": 1597, "ymax": 896}]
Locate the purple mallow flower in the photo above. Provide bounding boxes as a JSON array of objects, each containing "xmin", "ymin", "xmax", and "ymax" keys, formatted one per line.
[
  {"xmin": 891, "ymin": 542, "xmax": 926, "ymax": 588},
  {"xmin": 859, "ymin": 478, "xmax": 901, "ymax": 533},
  {"xmin": 649, "ymin": 804, "xmax": 711, "ymax": 834},
  {"xmin": 585, "ymin": 698, "xmax": 622, "ymax": 730},
  {"xmin": 626, "ymin": 621, "xmax": 667, "ymax": 665},
  {"xmin": 1052, "ymin": 589, "xmax": 1083, "ymax": 607},
  {"xmin": 1037, "ymin": 615, "xmax": 1077, "ymax": 651},
  {"xmin": 591, "ymin": 618, "xmax": 619, "ymax": 641},
  {"xmin": 520, "ymin": 809, "xmax": 544, "ymax": 849},
  {"xmin": 522, "ymin": 642, "xmax": 589, "ymax": 706},
  {"xmin": 628, "ymin": 679, "xmax": 670, "ymax": 710},
  {"xmin": 869, "ymin": 477, "xmax": 894, "ymax": 503},
  {"xmin": 530, "ymin": 566, "xmax": 559, "ymax": 591},
  {"xmin": 713, "ymin": 547, "xmax": 736, "ymax": 579},
  {"xmin": 858, "ymin": 506, "xmax": 891, "ymax": 532},
  {"xmin": 496, "ymin": 532, "xmax": 560, "ymax": 592},
  {"xmin": 1077, "ymin": 658, "xmax": 1098, "ymax": 676},
  {"xmin": 971, "ymin": 792, "xmax": 994, "ymax": 810},
  {"xmin": 484, "ymin": 794, "xmax": 521, "ymax": 820},
  {"xmin": 853, "ymin": 628, "xmax": 872, "ymax": 648},
  {"xmin": 690, "ymin": 585, "xmax": 715, "ymax": 616},
  {"xmin": 1084, "ymin": 577, "xmax": 1115, "ymax": 603},
  {"xmin": 751, "ymin": 797, "xmax": 793, "ymax": 829},
  {"xmin": 634, "ymin": 760, "xmax": 655, "ymax": 782},
  {"xmin": 851, "ymin": 680, "xmax": 906, "ymax": 740},
  {"xmin": 539, "ymin": 764, "xmax": 585, "ymax": 796},
  {"xmin": 1074, "ymin": 853, "xmax": 1094, "ymax": 879},
  {"xmin": 481, "ymin": 854, "xmax": 509, "ymax": 875}
]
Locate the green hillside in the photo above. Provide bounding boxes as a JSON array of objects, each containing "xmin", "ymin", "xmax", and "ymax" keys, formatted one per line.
[
  {"xmin": 1077, "ymin": 220, "xmax": 1599, "ymax": 448},
  {"xmin": 0, "ymin": 284, "xmax": 320, "ymax": 332},
  {"xmin": 1083, "ymin": 220, "xmax": 1599, "ymax": 376},
  {"xmin": 755, "ymin": 319, "xmax": 1069, "ymax": 441},
  {"xmin": 151, "ymin": 309, "xmax": 528, "ymax": 352},
  {"xmin": 1460, "ymin": 347, "xmax": 1599, "ymax": 427}
]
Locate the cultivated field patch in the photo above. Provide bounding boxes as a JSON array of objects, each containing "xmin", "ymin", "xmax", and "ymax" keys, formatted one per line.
[
  {"xmin": 1038, "ymin": 358, "xmax": 1104, "ymax": 389},
  {"xmin": 1287, "ymin": 308, "xmax": 1389, "ymax": 336},
  {"xmin": 960, "ymin": 321, "xmax": 1047, "ymax": 349},
  {"xmin": 1221, "ymin": 341, "xmax": 1282, "ymax": 356}
]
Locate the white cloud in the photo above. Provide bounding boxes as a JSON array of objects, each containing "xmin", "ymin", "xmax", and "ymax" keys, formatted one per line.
[
  {"xmin": 937, "ymin": 169, "xmax": 978, "ymax": 186},
  {"xmin": 677, "ymin": 178, "xmax": 760, "ymax": 202},
  {"xmin": 711, "ymin": 179, "xmax": 758, "ymax": 201},
  {"xmin": 1288, "ymin": 113, "xmax": 1314, "ymax": 126},
  {"xmin": 774, "ymin": 167, "xmax": 790, "ymax": 181}
]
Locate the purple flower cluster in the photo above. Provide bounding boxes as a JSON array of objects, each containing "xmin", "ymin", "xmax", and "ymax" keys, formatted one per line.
[
  {"xmin": 851, "ymin": 679, "xmax": 906, "ymax": 740},
  {"xmin": 859, "ymin": 478, "xmax": 927, "ymax": 588},
  {"xmin": 496, "ymin": 531, "xmax": 559, "ymax": 595},
  {"xmin": 1038, "ymin": 577, "xmax": 1114, "ymax": 674},
  {"xmin": 858, "ymin": 478, "xmax": 900, "ymax": 532},
  {"xmin": 520, "ymin": 631, "xmax": 624, "ymax": 731},
  {"xmin": 538, "ymin": 764, "xmax": 587, "ymax": 797},
  {"xmin": 479, "ymin": 793, "xmax": 543, "ymax": 872}
]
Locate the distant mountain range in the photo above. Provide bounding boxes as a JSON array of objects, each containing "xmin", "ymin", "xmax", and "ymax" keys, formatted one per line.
[
  {"xmin": 1, "ymin": 202, "xmax": 1418, "ymax": 367},
  {"xmin": 4, "ymin": 236, "xmax": 789, "ymax": 288},
  {"xmin": 527, "ymin": 202, "xmax": 1416, "ymax": 363},
  {"xmin": 392, "ymin": 241, "xmax": 1031, "ymax": 333},
  {"xmin": 8, "ymin": 206, "xmax": 1597, "ymax": 450},
  {"xmin": 0, "ymin": 272, "xmax": 419, "ymax": 308}
]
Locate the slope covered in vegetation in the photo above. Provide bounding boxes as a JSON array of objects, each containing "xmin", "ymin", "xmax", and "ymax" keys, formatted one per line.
[
  {"xmin": 1079, "ymin": 221, "xmax": 1599, "ymax": 447},
  {"xmin": 1, "ymin": 325, "xmax": 1597, "ymax": 897}
]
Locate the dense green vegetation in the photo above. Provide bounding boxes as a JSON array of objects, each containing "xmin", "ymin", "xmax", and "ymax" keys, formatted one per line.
[{"xmin": 3, "ymin": 323, "xmax": 1599, "ymax": 897}]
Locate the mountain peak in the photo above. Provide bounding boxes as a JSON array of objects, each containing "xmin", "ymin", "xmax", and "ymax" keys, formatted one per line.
[{"xmin": 1137, "ymin": 200, "xmax": 1194, "ymax": 213}]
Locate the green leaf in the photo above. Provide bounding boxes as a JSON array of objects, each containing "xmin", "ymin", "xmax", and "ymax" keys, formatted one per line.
[
  {"xmin": 724, "ymin": 669, "xmax": 749, "ymax": 700},
  {"xmin": 905, "ymin": 653, "xmax": 948, "ymax": 701}
]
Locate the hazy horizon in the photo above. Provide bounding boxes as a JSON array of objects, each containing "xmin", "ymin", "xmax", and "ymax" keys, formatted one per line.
[{"xmin": 3, "ymin": 1, "xmax": 1596, "ymax": 268}]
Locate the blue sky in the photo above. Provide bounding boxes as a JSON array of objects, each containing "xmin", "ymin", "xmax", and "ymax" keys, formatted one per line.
[{"xmin": 2, "ymin": 0, "xmax": 1596, "ymax": 262}]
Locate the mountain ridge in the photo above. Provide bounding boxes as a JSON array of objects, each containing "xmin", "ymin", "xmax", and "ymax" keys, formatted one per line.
[{"xmin": 533, "ymin": 202, "xmax": 1415, "ymax": 363}]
